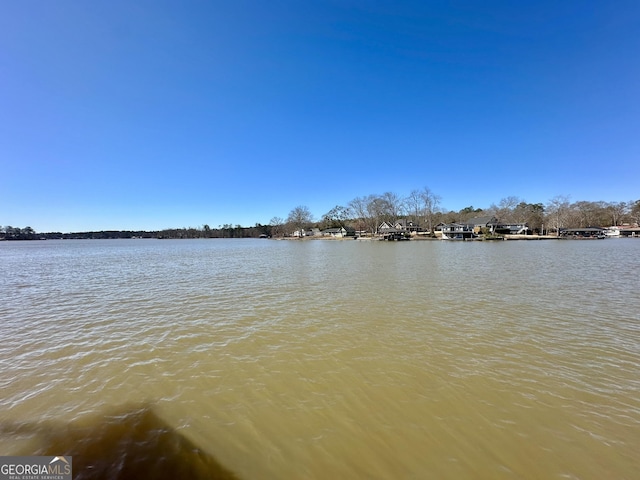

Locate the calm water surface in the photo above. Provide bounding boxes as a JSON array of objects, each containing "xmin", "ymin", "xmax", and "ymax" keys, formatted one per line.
[{"xmin": 1, "ymin": 238, "xmax": 639, "ymax": 479}]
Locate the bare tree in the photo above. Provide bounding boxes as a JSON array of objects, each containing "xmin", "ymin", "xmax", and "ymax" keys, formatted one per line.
[
  {"xmin": 269, "ymin": 216, "xmax": 285, "ymax": 237},
  {"xmin": 362, "ymin": 193, "xmax": 403, "ymax": 233},
  {"xmin": 348, "ymin": 196, "xmax": 369, "ymax": 235},
  {"xmin": 546, "ymin": 195, "xmax": 571, "ymax": 236},
  {"xmin": 490, "ymin": 196, "xmax": 522, "ymax": 223},
  {"xmin": 629, "ymin": 200, "xmax": 640, "ymax": 226},
  {"xmin": 381, "ymin": 191, "xmax": 404, "ymax": 221},
  {"xmin": 420, "ymin": 186, "xmax": 441, "ymax": 235},
  {"xmin": 572, "ymin": 201, "xmax": 600, "ymax": 227},
  {"xmin": 365, "ymin": 195, "xmax": 387, "ymax": 234},
  {"xmin": 405, "ymin": 189, "xmax": 423, "ymax": 227},
  {"xmin": 286, "ymin": 206, "xmax": 314, "ymax": 235},
  {"xmin": 606, "ymin": 201, "xmax": 628, "ymax": 226}
]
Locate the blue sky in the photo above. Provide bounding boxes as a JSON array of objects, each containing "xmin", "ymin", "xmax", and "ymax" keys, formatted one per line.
[{"xmin": 2, "ymin": 1, "xmax": 639, "ymax": 232}]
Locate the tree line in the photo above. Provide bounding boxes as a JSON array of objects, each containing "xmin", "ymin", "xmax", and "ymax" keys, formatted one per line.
[
  {"xmin": 3, "ymin": 192, "xmax": 639, "ymax": 240},
  {"xmin": 0, "ymin": 224, "xmax": 273, "ymax": 240},
  {"xmin": 272, "ymin": 190, "xmax": 640, "ymax": 236}
]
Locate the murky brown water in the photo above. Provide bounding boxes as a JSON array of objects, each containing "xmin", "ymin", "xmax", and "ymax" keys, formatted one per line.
[{"xmin": 1, "ymin": 238, "xmax": 638, "ymax": 479}]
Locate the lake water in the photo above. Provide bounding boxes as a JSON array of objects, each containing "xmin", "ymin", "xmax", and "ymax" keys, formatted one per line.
[{"xmin": 1, "ymin": 238, "xmax": 638, "ymax": 479}]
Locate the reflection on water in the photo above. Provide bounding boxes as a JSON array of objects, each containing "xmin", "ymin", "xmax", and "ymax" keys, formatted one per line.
[
  {"xmin": 1, "ymin": 404, "xmax": 238, "ymax": 480},
  {"xmin": 0, "ymin": 238, "xmax": 639, "ymax": 479}
]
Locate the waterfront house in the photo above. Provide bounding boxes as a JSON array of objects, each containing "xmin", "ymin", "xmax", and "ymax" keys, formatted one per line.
[
  {"xmin": 466, "ymin": 216, "xmax": 499, "ymax": 232},
  {"xmin": 441, "ymin": 223, "xmax": 475, "ymax": 240},
  {"xmin": 441, "ymin": 216, "xmax": 531, "ymax": 239},
  {"xmin": 397, "ymin": 219, "xmax": 421, "ymax": 233},
  {"xmin": 378, "ymin": 221, "xmax": 396, "ymax": 233},
  {"xmin": 322, "ymin": 227, "xmax": 348, "ymax": 238},
  {"xmin": 378, "ymin": 219, "xmax": 421, "ymax": 234},
  {"xmin": 494, "ymin": 223, "xmax": 529, "ymax": 235},
  {"xmin": 440, "ymin": 216, "xmax": 498, "ymax": 239},
  {"xmin": 292, "ymin": 228, "xmax": 321, "ymax": 237},
  {"xmin": 438, "ymin": 216, "xmax": 516, "ymax": 240}
]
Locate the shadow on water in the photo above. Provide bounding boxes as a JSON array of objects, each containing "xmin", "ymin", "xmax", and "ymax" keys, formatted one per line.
[{"xmin": 1, "ymin": 404, "xmax": 240, "ymax": 480}]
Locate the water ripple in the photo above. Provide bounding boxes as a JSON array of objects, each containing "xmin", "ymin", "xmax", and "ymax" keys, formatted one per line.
[{"xmin": 0, "ymin": 239, "xmax": 638, "ymax": 479}]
